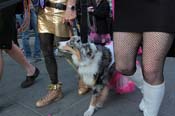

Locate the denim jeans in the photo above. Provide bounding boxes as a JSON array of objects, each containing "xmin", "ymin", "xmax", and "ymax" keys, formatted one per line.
[{"xmin": 16, "ymin": 9, "xmax": 41, "ymax": 58}]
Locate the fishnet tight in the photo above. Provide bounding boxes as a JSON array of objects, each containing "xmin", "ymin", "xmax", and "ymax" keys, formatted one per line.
[{"xmin": 114, "ymin": 32, "xmax": 174, "ymax": 84}]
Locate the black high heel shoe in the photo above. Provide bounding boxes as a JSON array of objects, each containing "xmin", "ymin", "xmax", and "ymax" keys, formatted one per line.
[{"xmin": 21, "ymin": 67, "xmax": 40, "ymax": 88}]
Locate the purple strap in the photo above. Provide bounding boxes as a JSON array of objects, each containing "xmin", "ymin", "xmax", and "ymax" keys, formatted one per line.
[
  {"xmin": 40, "ymin": 0, "xmax": 45, "ymax": 8},
  {"xmin": 32, "ymin": 0, "xmax": 45, "ymax": 8}
]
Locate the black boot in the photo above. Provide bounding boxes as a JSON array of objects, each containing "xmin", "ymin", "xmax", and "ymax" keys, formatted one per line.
[{"xmin": 21, "ymin": 67, "xmax": 40, "ymax": 88}]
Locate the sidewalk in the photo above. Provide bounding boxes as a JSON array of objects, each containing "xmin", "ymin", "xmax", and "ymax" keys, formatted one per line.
[{"xmin": 0, "ymin": 39, "xmax": 175, "ymax": 116}]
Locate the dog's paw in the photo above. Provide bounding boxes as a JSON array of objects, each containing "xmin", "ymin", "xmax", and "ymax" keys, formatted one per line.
[
  {"xmin": 96, "ymin": 102, "xmax": 103, "ymax": 109},
  {"xmin": 84, "ymin": 109, "xmax": 94, "ymax": 116},
  {"xmin": 83, "ymin": 106, "xmax": 95, "ymax": 116}
]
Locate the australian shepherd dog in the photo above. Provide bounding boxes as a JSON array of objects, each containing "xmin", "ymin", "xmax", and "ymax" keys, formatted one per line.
[{"xmin": 58, "ymin": 36, "xmax": 115, "ymax": 116}]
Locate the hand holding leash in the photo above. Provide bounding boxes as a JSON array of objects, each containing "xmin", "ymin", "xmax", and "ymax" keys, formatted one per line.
[
  {"xmin": 67, "ymin": 20, "xmax": 80, "ymax": 37},
  {"xmin": 63, "ymin": 8, "xmax": 76, "ymax": 25}
]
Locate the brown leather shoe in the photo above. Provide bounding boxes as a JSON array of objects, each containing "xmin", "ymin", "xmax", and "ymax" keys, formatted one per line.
[
  {"xmin": 36, "ymin": 83, "xmax": 63, "ymax": 107},
  {"xmin": 78, "ymin": 78, "xmax": 90, "ymax": 95}
]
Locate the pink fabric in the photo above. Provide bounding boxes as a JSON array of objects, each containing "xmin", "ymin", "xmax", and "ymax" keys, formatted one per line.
[
  {"xmin": 89, "ymin": 19, "xmax": 111, "ymax": 44},
  {"xmin": 137, "ymin": 47, "xmax": 143, "ymax": 55},
  {"xmin": 89, "ymin": 32, "xmax": 111, "ymax": 44},
  {"xmin": 108, "ymin": 60, "xmax": 143, "ymax": 94},
  {"xmin": 108, "ymin": 71, "xmax": 135, "ymax": 94}
]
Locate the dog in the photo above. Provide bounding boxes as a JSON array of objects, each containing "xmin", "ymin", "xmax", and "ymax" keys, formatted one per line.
[{"xmin": 58, "ymin": 36, "xmax": 115, "ymax": 116}]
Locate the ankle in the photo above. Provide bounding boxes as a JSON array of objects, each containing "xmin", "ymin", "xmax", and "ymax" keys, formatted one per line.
[
  {"xmin": 48, "ymin": 82, "xmax": 62, "ymax": 90},
  {"xmin": 26, "ymin": 65, "xmax": 35, "ymax": 76}
]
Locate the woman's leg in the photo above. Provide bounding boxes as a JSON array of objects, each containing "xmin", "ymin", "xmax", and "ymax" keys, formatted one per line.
[
  {"xmin": 141, "ymin": 32, "xmax": 174, "ymax": 116},
  {"xmin": 39, "ymin": 33, "xmax": 58, "ymax": 84},
  {"xmin": 36, "ymin": 33, "xmax": 63, "ymax": 107},
  {"xmin": 0, "ymin": 50, "xmax": 3, "ymax": 80},
  {"xmin": 4, "ymin": 43, "xmax": 39, "ymax": 88},
  {"xmin": 113, "ymin": 32, "xmax": 142, "ymax": 75},
  {"xmin": 142, "ymin": 32, "xmax": 173, "ymax": 84},
  {"xmin": 114, "ymin": 32, "xmax": 145, "ymax": 113},
  {"xmin": 5, "ymin": 43, "xmax": 35, "ymax": 76}
]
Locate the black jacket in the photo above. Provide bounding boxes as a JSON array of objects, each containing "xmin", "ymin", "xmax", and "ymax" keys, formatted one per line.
[{"xmin": 91, "ymin": 0, "xmax": 110, "ymax": 34}]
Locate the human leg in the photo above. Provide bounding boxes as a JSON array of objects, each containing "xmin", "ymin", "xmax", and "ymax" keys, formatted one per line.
[
  {"xmin": 140, "ymin": 32, "xmax": 174, "ymax": 116},
  {"xmin": 113, "ymin": 32, "xmax": 142, "ymax": 75},
  {"xmin": 39, "ymin": 33, "xmax": 58, "ymax": 84},
  {"xmin": 113, "ymin": 32, "xmax": 144, "ymax": 90},
  {"xmin": 16, "ymin": 14, "xmax": 32, "ymax": 58},
  {"xmin": 5, "ymin": 43, "xmax": 39, "ymax": 87},
  {"xmin": 36, "ymin": 33, "xmax": 63, "ymax": 107},
  {"xmin": 22, "ymin": 29, "xmax": 32, "ymax": 58},
  {"xmin": 113, "ymin": 32, "xmax": 145, "ymax": 111},
  {"xmin": 30, "ymin": 9, "xmax": 41, "ymax": 58},
  {"xmin": 5, "ymin": 43, "xmax": 35, "ymax": 76},
  {"xmin": 142, "ymin": 32, "xmax": 173, "ymax": 84}
]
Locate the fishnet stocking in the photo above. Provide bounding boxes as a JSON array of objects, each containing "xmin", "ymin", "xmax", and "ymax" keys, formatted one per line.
[
  {"xmin": 142, "ymin": 32, "xmax": 174, "ymax": 84},
  {"xmin": 113, "ymin": 32, "xmax": 142, "ymax": 75}
]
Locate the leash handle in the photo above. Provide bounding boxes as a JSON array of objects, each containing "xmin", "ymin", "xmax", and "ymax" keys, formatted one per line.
[{"xmin": 68, "ymin": 20, "xmax": 80, "ymax": 36}]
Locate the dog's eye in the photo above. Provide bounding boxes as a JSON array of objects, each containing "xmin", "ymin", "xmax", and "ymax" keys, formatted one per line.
[
  {"xmin": 87, "ymin": 52, "xmax": 91, "ymax": 56},
  {"xmin": 87, "ymin": 49, "xmax": 92, "ymax": 57},
  {"xmin": 77, "ymin": 39, "xmax": 80, "ymax": 43}
]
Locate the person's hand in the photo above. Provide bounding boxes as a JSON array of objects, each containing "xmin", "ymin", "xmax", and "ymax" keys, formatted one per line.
[
  {"xmin": 87, "ymin": 6, "xmax": 94, "ymax": 12},
  {"xmin": 63, "ymin": 9, "xmax": 76, "ymax": 25}
]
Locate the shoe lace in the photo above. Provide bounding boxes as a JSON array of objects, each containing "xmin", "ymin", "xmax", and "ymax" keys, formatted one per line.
[
  {"xmin": 40, "ymin": 91, "xmax": 54, "ymax": 101},
  {"xmin": 40, "ymin": 83, "xmax": 62, "ymax": 101}
]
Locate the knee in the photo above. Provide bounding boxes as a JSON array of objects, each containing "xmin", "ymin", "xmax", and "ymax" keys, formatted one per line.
[
  {"xmin": 142, "ymin": 66, "xmax": 163, "ymax": 84},
  {"xmin": 115, "ymin": 63, "xmax": 136, "ymax": 76}
]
